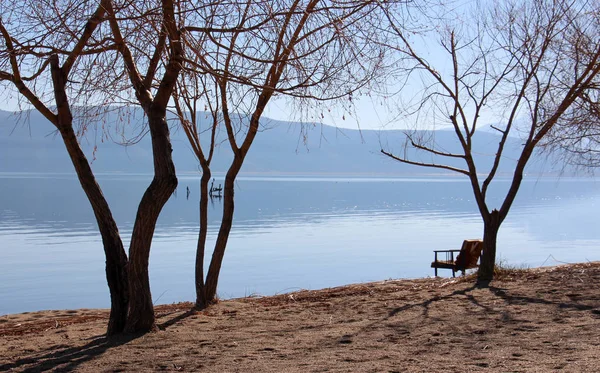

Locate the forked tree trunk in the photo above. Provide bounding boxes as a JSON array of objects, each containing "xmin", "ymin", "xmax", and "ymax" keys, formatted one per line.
[
  {"xmin": 196, "ymin": 106, "xmax": 262, "ymax": 307},
  {"xmin": 477, "ymin": 209, "xmax": 501, "ymax": 282},
  {"xmin": 200, "ymin": 156, "xmax": 244, "ymax": 306},
  {"xmin": 125, "ymin": 110, "xmax": 177, "ymax": 333},
  {"xmin": 195, "ymin": 168, "xmax": 211, "ymax": 308}
]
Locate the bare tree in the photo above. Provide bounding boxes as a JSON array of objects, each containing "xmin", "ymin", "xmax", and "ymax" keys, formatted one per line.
[
  {"xmin": 378, "ymin": 0, "xmax": 600, "ymax": 281},
  {"xmin": 0, "ymin": 0, "xmax": 192, "ymax": 333},
  {"xmin": 102, "ymin": 0, "xmax": 191, "ymax": 332},
  {"xmin": 173, "ymin": 0, "xmax": 385, "ymax": 308},
  {"xmin": 172, "ymin": 60, "xmax": 220, "ymax": 310},
  {"xmin": 0, "ymin": 0, "xmax": 129, "ymax": 335}
]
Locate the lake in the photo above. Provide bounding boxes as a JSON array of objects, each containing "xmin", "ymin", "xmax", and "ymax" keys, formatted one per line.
[{"xmin": 1, "ymin": 173, "xmax": 599, "ymax": 315}]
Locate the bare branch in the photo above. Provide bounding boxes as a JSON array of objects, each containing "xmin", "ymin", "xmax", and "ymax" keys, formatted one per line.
[{"xmin": 380, "ymin": 149, "xmax": 470, "ymax": 175}]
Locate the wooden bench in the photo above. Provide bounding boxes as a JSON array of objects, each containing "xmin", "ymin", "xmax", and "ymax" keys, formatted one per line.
[{"xmin": 431, "ymin": 239, "xmax": 484, "ymax": 277}]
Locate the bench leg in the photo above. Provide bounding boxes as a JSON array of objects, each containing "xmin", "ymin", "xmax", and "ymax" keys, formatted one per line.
[{"xmin": 434, "ymin": 267, "xmax": 438, "ymax": 277}]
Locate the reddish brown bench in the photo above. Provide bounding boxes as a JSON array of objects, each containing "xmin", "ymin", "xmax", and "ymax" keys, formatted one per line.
[{"xmin": 431, "ymin": 239, "xmax": 484, "ymax": 277}]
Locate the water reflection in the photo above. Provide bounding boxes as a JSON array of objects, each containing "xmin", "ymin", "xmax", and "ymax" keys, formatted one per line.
[{"xmin": 0, "ymin": 173, "xmax": 599, "ymax": 315}]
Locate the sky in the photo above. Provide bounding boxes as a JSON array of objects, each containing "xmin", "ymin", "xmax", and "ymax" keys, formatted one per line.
[{"xmin": 0, "ymin": 0, "xmax": 507, "ymax": 133}]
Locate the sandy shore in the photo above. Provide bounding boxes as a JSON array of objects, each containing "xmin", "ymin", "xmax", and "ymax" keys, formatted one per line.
[{"xmin": 1, "ymin": 262, "xmax": 600, "ymax": 372}]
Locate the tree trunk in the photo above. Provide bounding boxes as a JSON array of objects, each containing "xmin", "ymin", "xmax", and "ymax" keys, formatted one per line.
[
  {"xmin": 59, "ymin": 125, "xmax": 129, "ymax": 335},
  {"xmin": 477, "ymin": 209, "xmax": 501, "ymax": 282},
  {"xmin": 201, "ymin": 157, "xmax": 243, "ymax": 305},
  {"xmin": 195, "ymin": 168, "xmax": 211, "ymax": 308},
  {"xmin": 50, "ymin": 58, "xmax": 129, "ymax": 335},
  {"xmin": 125, "ymin": 109, "xmax": 177, "ymax": 333}
]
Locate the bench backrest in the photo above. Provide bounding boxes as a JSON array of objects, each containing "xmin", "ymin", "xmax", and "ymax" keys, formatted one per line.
[{"xmin": 455, "ymin": 239, "xmax": 484, "ymax": 271}]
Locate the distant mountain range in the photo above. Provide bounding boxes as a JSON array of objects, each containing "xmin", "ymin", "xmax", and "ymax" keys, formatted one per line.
[{"xmin": 0, "ymin": 108, "xmax": 565, "ymax": 176}]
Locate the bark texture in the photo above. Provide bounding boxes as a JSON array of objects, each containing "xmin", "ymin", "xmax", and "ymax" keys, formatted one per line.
[
  {"xmin": 202, "ymin": 162, "xmax": 241, "ymax": 305},
  {"xmin": 194, "ymin": 168, "xmax": 211, "ymax": 308},
  {"xmin": 477, "ymin": 210, "xmax": 500, "ymax": 282},
  {"xmin": 50, "ymin": 56, "xmax": 129, "ymax": 335},
  {"xmin": 198, "ymin": 113, "xmax": 261, "ymax": 307},
  {"xmin": 125, "ymin": 109, "xmax": 178, "ymax": 333}
]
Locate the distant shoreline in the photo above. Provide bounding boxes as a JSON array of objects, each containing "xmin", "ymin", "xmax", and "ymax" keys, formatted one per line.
[{"xmin": 0, "ymin": 170, "xmax": 590, "ymax": 179}]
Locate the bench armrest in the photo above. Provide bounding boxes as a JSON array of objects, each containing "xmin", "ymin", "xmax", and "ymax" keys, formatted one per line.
[{"xmin": 433, "ymin": 249, "xmax": 461, "ymax": 264}]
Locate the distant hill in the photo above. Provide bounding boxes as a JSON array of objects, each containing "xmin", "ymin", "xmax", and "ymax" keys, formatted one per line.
[{"xmin": 0, "ymin": 108, "xmax": 564, "ymax": 176}]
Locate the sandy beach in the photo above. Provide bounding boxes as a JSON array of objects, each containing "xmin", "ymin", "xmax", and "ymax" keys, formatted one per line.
[{"xmin": 1, "ymin": 262, "xmax": 599, "ymax": 372}]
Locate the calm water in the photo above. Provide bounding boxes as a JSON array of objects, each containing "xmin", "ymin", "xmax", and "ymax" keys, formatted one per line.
[{"xmin": 1, "ymin": 173, "xmax": 599, "ymax": 315}]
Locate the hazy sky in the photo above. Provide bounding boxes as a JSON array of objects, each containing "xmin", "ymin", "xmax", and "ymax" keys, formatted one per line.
[{"xmin": 0, "ymin": 0, "xmax": 503, "ymax": 133}]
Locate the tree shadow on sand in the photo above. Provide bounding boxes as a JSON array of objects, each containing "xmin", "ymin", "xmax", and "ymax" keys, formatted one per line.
[
  {"xmin": 330, "ymin": 280, "xmax": 600, "ymax": 346},
  {"xmin": 387, "ymin": 283, "xmax": 485, "ymax": 318},
  {"xmin": 157, "ymin": 308, "xmax": 197, "ymax": 330},
  {"xmin": 0, "ymin": 333, "xmax": 142, "ymax": 372},
  {"xmin": 0, "ymin": 307, "xmax": 200, "ymax": 372},
  {"xmin": 488, "ymin": 285, "xmax": 600, "ymax": 313}
]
